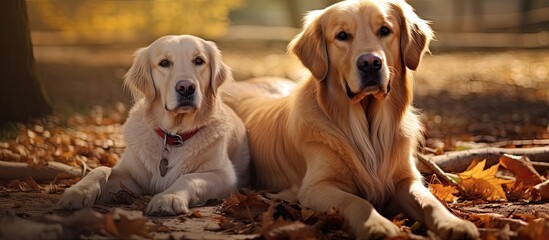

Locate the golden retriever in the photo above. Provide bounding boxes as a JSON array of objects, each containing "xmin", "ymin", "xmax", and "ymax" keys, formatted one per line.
[
  {"xmin": 59, "ymin": 35, "xmax": 250, "ymax": 215},
  {"xmin": 223, "ymin": 0, "xmax": 479, "ymax": 239}
]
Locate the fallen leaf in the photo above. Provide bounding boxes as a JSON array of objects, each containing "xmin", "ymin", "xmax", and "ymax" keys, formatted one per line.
[
  {"xmin": 507, "ymin": 181, "xmax": 535, "ymax": 201},
  {"xmin": 115, "ymin": 214, "xmax": 150, "ymax": 238},
  {"xmin": 261, "ymin": 205, "xmax": 317, "ymax": 240},
  {"xmin": 6, "ymin": 177, "xmax": 41, "ymax": 191},
  {"xmin": 190, "ymin": 210, "xmax": 204, "ymax": 218},
  {"xmin": 533, "ymin": 179, "xmax": 549, "ymax": 200},
  {"xmin": 499, "ymin": 154, "xmax": 544, "ymax": 187},
  {"xmin": 223, "ymin": 192, "xmax": 270, "ymax": 222},
  {"xmin": 458, "ymin": 160, "xmax": 514, "ymax": 201},
  {"xmin": 466, "ymin": 158, "xmax": 483, "ymax": 171},
  {"xmin": 429, "ymin": 183, "xmax": 458, "ymax": 203},
  {"xmin": 517, "ymin": 218, "xmax": 549, "ymax": 240},
  {"xmin": 24, "ymin": 176, "xmax": 41, "ymax": 190},
  {"xmin": 103, "ymin": 213, "xmax": 119, "ymax": 236}
]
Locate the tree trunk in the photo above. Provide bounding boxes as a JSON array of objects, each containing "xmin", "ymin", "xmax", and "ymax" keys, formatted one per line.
[{"xmin": 0, "ymin": 0, "xmax": 51, "ymax": 124}]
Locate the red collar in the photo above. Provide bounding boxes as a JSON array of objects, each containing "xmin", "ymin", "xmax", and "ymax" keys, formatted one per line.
[{"xmin": 155, "ymin": 127, "xmax": 202, "ymax": 146}]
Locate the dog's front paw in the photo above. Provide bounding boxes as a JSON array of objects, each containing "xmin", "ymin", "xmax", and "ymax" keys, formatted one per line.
[
  {"xmin": 433, "ymin": 215, "xmax": 479, "ymax": 240},
  {"xmin": 355, "ymin": 214, "xmax": 400, "ymax": 239},
  {"xmin": 58, "ymin": 183, "xmax": 101, "ymax": 209},
  {"xmin": 146, "ymin": 193, "xmax": 189, "ymax": 216}
]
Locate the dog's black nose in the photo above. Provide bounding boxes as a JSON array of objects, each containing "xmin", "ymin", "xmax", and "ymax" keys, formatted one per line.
[
  {"xmin": 175, "ymin": 80, "xmax": 195, "ymax": 96},
  {"xmin": 357, "ymin": 54, "xmax": 382, "ymax": 73}
]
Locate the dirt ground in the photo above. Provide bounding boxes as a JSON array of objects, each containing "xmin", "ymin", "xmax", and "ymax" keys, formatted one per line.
[{"xmin": 1, "ymin": 45, "xmax": 547, "ymax": 239}]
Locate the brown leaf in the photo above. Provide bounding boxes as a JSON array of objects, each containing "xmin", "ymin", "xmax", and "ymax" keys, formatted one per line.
[
  {"xmin": 517, "ymin": 218, "xmax": 549, "ymax": 240},
  {"xmin": 115, "ymin": 214, "xmax": 150, "ymax": 238},
  {"xmin": 24, "ymin": 176, "xmax": 41, "ymax": 190},
  {"xmin": 223, "ymin": 192, "xmax": 270, "ymax": 222},
  {"xmin": 6, "ymin": 177, "xmax": 41, "ymax": 191},
  {"xmin": 499, "ymin": 154, "xmax": 544, "ymax": 187},
  {"xmin": 189, "ymin": 210, "xmax": 204, "ymax": 218},
  {"xmin": 103, "ymin": 213, "xmax": 119, "ymax": 236},
  {"xmin": 261, "ymin": 205, "xmax": 317, "ymax": 240},
  {"xmin": 533, "ymin": 179, "xmax": 549, "ymax": 200},
  {"xmin": 6, "ymin": 179, "xmax": 23, "ymax": 190}
]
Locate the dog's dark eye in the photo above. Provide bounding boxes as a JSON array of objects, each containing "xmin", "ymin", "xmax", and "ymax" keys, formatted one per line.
[
  {"xmin": 194, "ymin": 57, "xmax": 205, "ymax": 66},
  {"xmin": 336, "ymin": 31, "xmax": 349, "ymax": 41},
  {"xmin": 379, "ymin": 26, "xmax": 391, "ymax": 37},
  {"xmin": 159, "ymin": 59, "xmax": 171, "ymax": 68}
]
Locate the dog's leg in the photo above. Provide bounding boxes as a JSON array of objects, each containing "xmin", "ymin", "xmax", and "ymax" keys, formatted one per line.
[
  {"xmin": 299, "ymin": 183, "xmax": 400, "ymax": 239},
  {"xmin": 101, "ymin": 167, "xmax": 143, "ymax": 202},
  {"xmin": 58, "ymin": 166, "xmax": 111, "ymax": 209},
  {"xmin": 59, "ymin": 153, "xmax": 144, "ymax": 209},
  {"xmin": 396, "ymin": 178, "xmax": 479, "ymax": 239},
  {"xmin": 146, "ymin": 169, "xmax": 236, "ymax": 216}
]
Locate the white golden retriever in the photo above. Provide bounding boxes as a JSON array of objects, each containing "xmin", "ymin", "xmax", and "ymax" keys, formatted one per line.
[
  {"xmin": 59, "ymin": 35, "xmax": 250, "ymax": 215},
  {"xmin": 223, "ymin": 0, "xmax": 478, "ymax": 239}
]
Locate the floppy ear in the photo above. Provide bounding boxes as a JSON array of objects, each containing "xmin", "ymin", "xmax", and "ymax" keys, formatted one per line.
[
  {"xmin": 288, "ymin": 9, "xmax": 328, "ymax": 81},
  {"xmin": 392, "ymin": 0, "xmax": 434, "ymax": 70},
  {"xmin": 206, "ymin": 41, "xmax": 231, "ymax": 98},
  {"xmin": 123, "ymin": 47, "xmax": 156, "ymax": 101}
]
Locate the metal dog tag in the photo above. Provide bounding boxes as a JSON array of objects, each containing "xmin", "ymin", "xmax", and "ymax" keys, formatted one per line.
[
  {"xmin": 159, "ymin": 157, "xmax": 169, "ymax": 177},
  {"xmin": 160, "ymin": 135, "xmax": 170, "ymax": 177}
]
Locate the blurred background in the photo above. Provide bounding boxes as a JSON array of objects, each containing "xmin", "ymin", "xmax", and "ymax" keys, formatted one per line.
[{"xmin": 17, "ymin": 0, "xmax": 549, "ymax": 142}]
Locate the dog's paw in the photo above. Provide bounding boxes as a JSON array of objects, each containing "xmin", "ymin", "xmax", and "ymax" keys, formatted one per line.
[
  {"xmin": 433, "ymin": 216, "xmax": 479, "ymax": 240},
  {"xmin": 146, "ymin": 193, "xmax": 189, "ymax": 216},
  {"xmin": 58, "ymin": 183, "xmax": 101, "ymax": 209},
  {"xmin": 355, "ymin": 215, "xmax": 400, "ymax": 239}
]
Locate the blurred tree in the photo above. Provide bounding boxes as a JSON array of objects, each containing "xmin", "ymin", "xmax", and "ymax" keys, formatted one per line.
[
  {"xmin": 0, "ymin": 0, "xmax": 51, "ymax": 124},
  {"xmin": 32, "ymin": 0, "xmax": 244, "ymax": 41},
  {"xmin": 283, "ymin": 0, "xmax": 338, "ymax": 27}
]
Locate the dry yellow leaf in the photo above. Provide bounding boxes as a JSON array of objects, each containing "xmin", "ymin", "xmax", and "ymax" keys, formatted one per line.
[
  {"xmin": 459, "ymin": 160, "xmax": 514, "ymax": 201},
  {"xmin": 429, "ymin": 183, "xmax": 458, "ymax": 203}
]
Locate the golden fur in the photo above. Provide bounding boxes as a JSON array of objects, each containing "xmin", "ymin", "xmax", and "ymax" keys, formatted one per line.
[
  {"xmin": 60, "ymin": 35, "xmax": 250, "ymax": 216},
  {"xmin": 224, "ymin": 0, "xmax": 478, "ymax": 238}
]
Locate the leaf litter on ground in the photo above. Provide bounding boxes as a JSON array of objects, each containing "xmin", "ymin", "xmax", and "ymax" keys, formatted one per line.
[{"xmin": 1, "ymin": 107, "xmax": 549, "ymax": 239}]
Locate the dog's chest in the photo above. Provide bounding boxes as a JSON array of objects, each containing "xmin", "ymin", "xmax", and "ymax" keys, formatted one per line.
[
  {"xmin": 131, "ymin": 131, "xmax": 201, "ymax": 192},
  {"xmin": 344, "ymin": 119, "xmax": 400, "ymax": 205}
]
